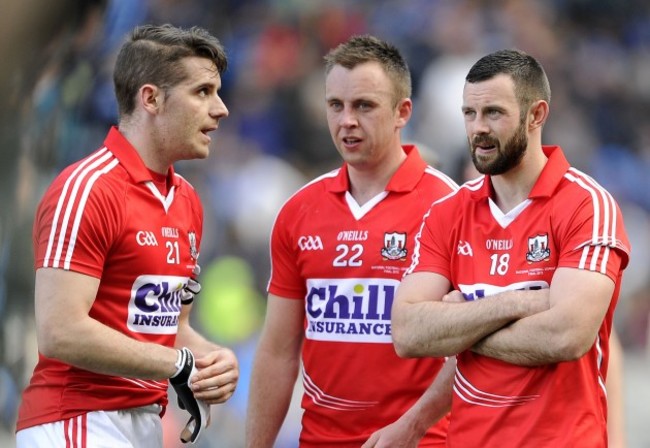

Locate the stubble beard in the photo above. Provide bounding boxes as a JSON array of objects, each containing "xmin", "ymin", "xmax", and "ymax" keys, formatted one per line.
[{"xmin": 470, "ymin": 120, "xmax": 528, "ymax": 176}]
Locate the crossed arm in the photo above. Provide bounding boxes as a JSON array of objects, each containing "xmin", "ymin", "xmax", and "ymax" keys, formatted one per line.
[{"xmin": 392, "ymin": 267, "xmax": 614, "ymax": 366}]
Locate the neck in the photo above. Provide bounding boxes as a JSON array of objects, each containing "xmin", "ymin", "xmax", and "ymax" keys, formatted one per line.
[
  {"xmin": 347, "ymin": 147, "xmax": 406, "ymax": 206},
  {"xmin": 490, "ymin": 145, "xmax": 547, "ymax": 214},
  {"xmin": 119, "ymin": 121, "xmax": 169, "ymax": 174}
]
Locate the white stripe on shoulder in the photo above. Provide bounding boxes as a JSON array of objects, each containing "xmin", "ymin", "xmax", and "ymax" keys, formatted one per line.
[
  {"xmin": 63, "ymin": 158, "xmax": 120, "ymax": 269},
  {"xmin": 174, "ymin": 172, "xmax": 194, "ymax": 190},
  {"xmin": 565, "ymin": 167, "xmax": 617, "ymax": 246},
  {"xmin": 44, "ymin": 148, "xmax": 110, "ymax": 267},
  {"xmin": 424, "ymin": 166, "xmax": 460, "ymax": 191},
  {"xmin": 431, "ymin": 175, "xmax": 483, "ymax": 207},
  {"xmin": 303, "ymin": 168, "xmax": 340, "ymax": 189},
  {"xmin": 565, "ymin": 167, "xmax": 618, "ymax": 272},
  {"xmin": 463, "ymin": 175, "xmax": 484, "ymax": 191},
  {"xmin": 45, "ymin": 149, "xmax": 119, "ymax": 269},
  {"xmin": 277, "ymin": 168, "xmax": 339, "ymax": 208},
  {"xmin": 407, "ymin": 176, "xmax": 484, "ymax": 275}
]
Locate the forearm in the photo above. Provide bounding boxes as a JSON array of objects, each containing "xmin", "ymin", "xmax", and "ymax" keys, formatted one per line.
[
  {"xmin": 40, "ymin": 315, "xmax": 178, "ymax": 380},
  {"xmin": 393, "ymin": 289, "xmax": 547, "ymax": 358},
  {"xmin": 393, "ymin": 301, "xmax": 506, "ymax": 357},
  {"xmin": 402, "ymin": 357, "xmax": 455, "ymax": 432},
  {"xmin": 245, "ymin": 349, "xmax": 300, "ymax": 448},
  {"xmin": 472, "ymin": 311, "xmax": 586, "ymax": 366},
  {"xmin": 175, "ymin": 317, "xmax": 220, "ymax": 356}
]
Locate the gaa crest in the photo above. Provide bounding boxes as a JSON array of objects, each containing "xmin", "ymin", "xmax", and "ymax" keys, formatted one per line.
[
  {"xmin": 381, "ymin": 232, "xmax": 408, "ymax": 261},
  {"xmin": 526, "ymin": 233, "xmax": 550, "ymax": 262},
  {"xmin": 188, "ymin": 231, "xmax": 199, "ymax": 260}
]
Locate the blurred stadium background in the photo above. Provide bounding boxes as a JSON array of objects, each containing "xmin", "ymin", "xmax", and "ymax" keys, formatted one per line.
[{"xmin": 1, "ymin": 0, "xmax": 649, "ymax": 447}]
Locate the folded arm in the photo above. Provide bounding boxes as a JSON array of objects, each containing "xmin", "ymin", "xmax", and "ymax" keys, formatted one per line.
[
  {"xmin": 472, "ymin": 267, "xmax": 614, "ymax": 365},
  {"xmin": 392, "ymin": 272, "xmax": 548, "ymax": 358}
]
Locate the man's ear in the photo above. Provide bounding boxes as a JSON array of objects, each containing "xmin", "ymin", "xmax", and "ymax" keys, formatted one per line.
[
  {"xmin": 140, "ymin": 84, "xmax": 160, "ymax": 114},
  {"xmin": 528, "ymin": 100, "xmax": 549, "ymax": 131},
  {"xmin": 395, "ymin": 97, "xmax": 413, "ymax": 130}
]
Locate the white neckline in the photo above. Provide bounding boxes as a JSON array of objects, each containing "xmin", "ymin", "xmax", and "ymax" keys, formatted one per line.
[
  {"xmin": 488, "ymin": 198, "xmax": 532, "ymax": 228},
  {"xmin": 145, "ymin": 181, "xmax": 176, "ymax": 213},
  {"xmin": 345, "ymin": 191, "xmax": 389, "ymax": 220}
]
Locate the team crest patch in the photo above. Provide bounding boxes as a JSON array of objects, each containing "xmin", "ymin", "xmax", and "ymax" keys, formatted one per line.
[
  {"xmin": 526, "ymin": 233, "xmax": 550, "ymax": 262},
  {"xmin": 188, "ymin": 231, "xmax": 199, "ymax": 260},
  {"xmin": 381, "ymin": 232, "xmax": 408, "ymax": 261}
]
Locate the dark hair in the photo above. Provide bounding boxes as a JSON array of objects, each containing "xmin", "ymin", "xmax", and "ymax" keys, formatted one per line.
[
  {"xmin": 466, "ymin": 49, "xmax": 551, "ymax": 113},
  {"xmin": 113, "ymin": 24, "xmax": 227, "ymax": 118},
  {"xmin": 324, "ymin": 35, "xmax": 411, "ymax": 103}
]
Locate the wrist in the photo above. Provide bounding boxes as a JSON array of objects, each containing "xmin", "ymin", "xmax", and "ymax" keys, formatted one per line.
[
  {"xmin": 170, "ymin": 347, "xmax": 194, "ymax": 383},
  {"xmin": 401, "ymin": 407, "xmax": 429, "ymax": 438},
  {"xmin": 172, "ymin": 349, "xmax": 185, "ymax": 378}
]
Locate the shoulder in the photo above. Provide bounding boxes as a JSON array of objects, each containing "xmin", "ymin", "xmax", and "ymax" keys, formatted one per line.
[
  {"xmin": 173, "ymin": 172, "xmax": 201, "ymax": 203},
  {"xmin": 557, "ymin": 167, "xmax": 620, "ymax": 210},
  {"xmin": 422, "ymin": 166, "xmax": 460, "ymax": 193},
  {"xmin": 430, "ymin": 175, "xmax": 479, "ymax": 209},
  {"xmin": 279, "ymin": 169, "xmax": 339, "ymax": 212},
  {"xmin": 42, "ymin": 148, "xmax": 127, "ymax": 210}
]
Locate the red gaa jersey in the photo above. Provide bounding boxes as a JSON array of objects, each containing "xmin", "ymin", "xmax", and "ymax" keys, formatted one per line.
[
  {"xmin": 269, "ymin": 146, "xmax": 458, "ymax": 447},
  {"xmin": 17, "ymin": 127, "xmax": 202, "ymax": 431},
  {"xmin": 409, "ymin": 145, "xmax": 631, "ymax": 447}
]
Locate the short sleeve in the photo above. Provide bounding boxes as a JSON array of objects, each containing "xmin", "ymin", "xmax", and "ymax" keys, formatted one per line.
[
  {"xmin": 555, "ymin": 190, "xmax": 630, "ymax": 282},
  {"xmin": 406, "ymin": 203, "xmax": 453, "ymax": 279},
  {"xmin": 267, "ymin": 204, "xmax": 305, "ymax": 299},
  {"xmin": 33, "ymin": 167, "xmax": 123, "ymax": 278}
]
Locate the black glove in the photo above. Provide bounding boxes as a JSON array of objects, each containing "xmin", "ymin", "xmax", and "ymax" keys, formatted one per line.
[
  {"xmin": 170, "ymin": 347, "xmax": 210, "ymax": 444},
  {"xmin": 180, "ymin": 265, "xmax": 201, "ymax": 305}
]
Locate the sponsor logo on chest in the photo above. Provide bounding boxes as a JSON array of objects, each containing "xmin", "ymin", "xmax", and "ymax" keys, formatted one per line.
[
  {"xmin": 305, "ymin": 278, "xmax": 397, "ymax": 344},
  {"xmin": 458, "ymin": 280, "xmax": 550, "ymax": 301},
  {"xmin": 127, "ymin": 275, "xmax": 187, "ymax": 334}
]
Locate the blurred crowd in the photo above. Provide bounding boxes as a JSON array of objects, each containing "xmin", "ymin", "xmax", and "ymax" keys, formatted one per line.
[{"xmin": 1, "ymin": 0, "xmax": 649, "ymax": 447}]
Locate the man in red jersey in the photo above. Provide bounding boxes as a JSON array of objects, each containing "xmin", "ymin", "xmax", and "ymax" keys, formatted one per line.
[
  {"xmin": 393, "ymin": 49, "xmax": 631, "ymax": 447},
  {"xmin": 245, "ymin": 35, "xmax": 459, "ymax": 448},
  {"xmin": 15, "ymin": 24, "xmax": 239, "ymax": 447}
]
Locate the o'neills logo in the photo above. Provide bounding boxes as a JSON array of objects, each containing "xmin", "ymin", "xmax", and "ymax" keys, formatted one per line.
[
  {"xmin": 127, "ymin": 275, "xmax": 187, "ymax": 334},
  {"xmin": 304, "ymin": 278, "xmax": 397, "ymax": 344}
]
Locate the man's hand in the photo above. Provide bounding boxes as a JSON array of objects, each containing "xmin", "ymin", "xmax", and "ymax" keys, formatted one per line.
[
  {"xmin": 190, "ymin": 347, "xmax": 239, "ymax": 404},
  {"xmin": 361, "ymin": 417, "xmax": 425, "ymax": 448},
  {"xmin": 442, "ymin": 290, "xmax": 465, "ymax": 303},
  {"xmin": 170, "ymin": 347, "xmax": 210, "ymax": 444}
]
